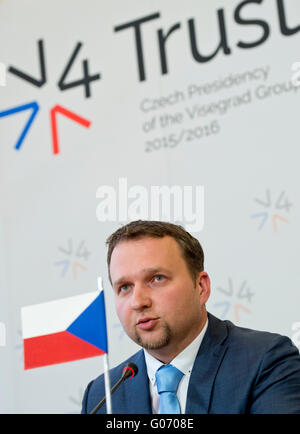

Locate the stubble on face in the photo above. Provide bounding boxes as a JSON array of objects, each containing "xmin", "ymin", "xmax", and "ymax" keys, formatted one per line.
[{"xmin": 133, "ymin": 320, "xmax": 172, "ymax": 351}]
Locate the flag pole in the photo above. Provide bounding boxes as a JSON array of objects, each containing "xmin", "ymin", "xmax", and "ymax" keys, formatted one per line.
[
  {"xmin": 103, "ymin": 353, "xmax": 112, "ymax": 414},
  {"xmin": 98, "ymin": 277, "xmax": 112, "ymax": 414}
]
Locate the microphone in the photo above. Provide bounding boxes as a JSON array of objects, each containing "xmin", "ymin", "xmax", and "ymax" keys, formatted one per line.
[{"xmin": 89, "ymin": 362, "xmax": 138, "ymax": 414}]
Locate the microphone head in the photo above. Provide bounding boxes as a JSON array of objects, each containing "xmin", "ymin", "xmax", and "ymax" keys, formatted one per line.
[{"xmin": 122, "ymin": 362, "xmax": 139, "ymax": 380}]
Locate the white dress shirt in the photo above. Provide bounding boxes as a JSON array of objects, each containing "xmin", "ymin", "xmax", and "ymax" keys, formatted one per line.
[{"xmin": 144, "ymin": 319, "xmax": 208, "ymax": 414}]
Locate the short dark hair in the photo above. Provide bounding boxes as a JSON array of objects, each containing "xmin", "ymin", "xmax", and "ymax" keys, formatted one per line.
[{"xmin": 106, "ymin": 220, "xmax": 204, "ymax": 283}]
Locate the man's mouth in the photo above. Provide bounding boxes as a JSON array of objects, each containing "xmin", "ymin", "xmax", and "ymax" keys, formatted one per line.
[{"xmin": 137, "ymin": 317, "xmax": 159, "ymax": 330}]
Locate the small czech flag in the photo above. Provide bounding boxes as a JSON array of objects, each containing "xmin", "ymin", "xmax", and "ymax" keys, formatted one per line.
[{"xmin": 21, "ymin": 289, "xmax": 108, "ymax": 370}]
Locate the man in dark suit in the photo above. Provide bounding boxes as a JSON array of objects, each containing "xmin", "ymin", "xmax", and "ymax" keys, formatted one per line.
[{"xmin": 82, "ymin": 220, "xmax": 300, "ymax": 414}]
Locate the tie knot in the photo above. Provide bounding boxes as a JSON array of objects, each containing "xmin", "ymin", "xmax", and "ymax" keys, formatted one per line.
[{"xmin": 155, "ymin": 364, "xmax": 183, "ymax": 394}]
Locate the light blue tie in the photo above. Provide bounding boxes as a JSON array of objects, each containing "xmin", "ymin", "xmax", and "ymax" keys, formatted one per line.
[{"xmin": 155, "ymin": 364, "xmax": 184, "ymax": 414}]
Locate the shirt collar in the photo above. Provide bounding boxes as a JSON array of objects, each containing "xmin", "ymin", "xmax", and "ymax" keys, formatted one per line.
[{"xmin": 144, "ymin": 318, "xmax": 208, "ymax": 386}]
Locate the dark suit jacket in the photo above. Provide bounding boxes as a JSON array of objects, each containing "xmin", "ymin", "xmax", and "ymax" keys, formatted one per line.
[{"xmin": 81, "ymin": 313, "xmax": 300, "ymax": 414}]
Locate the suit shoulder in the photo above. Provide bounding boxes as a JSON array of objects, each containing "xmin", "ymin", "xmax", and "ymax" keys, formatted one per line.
[{"xmin": 224, "ymin": 319, "xmax": 296, "ymax": 352}]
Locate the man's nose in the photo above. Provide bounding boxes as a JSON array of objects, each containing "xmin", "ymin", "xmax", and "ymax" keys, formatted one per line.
[{"xmin": 131, "ymin": 283, "xmax": 151, "ymax": 311}]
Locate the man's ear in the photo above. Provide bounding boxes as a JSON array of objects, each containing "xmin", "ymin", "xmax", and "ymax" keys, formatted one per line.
[{"xmin": 196, "ymin": 271, "xmax": 211, "ymax": 304}]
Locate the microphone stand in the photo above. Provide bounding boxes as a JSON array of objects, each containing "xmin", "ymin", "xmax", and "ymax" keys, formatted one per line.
[
  {"xmin": 90, "ymin": 375, "xmax": 125, "ymax": 414},
  {"xmin": 90, "ymin": 363, "xmax": 138, "ymax": 414}
]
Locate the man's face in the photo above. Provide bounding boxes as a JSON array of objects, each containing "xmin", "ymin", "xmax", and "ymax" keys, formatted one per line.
[{"xmin": 110, "ymin": 235, "xmax": 210, "ymax": 362}]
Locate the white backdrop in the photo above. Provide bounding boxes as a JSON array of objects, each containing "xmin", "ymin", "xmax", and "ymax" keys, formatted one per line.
[{"xmin": 0, "ymin": 0, "xmax": 300, "ymax": 413}]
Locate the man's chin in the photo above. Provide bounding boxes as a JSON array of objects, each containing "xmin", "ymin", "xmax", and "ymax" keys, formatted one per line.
[{"xmin": 133, "ymin": 325, "xmax": 171, "ymax": 350}]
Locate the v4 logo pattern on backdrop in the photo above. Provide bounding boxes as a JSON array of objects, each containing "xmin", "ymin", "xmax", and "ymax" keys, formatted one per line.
[
  {"xmin": 213, "ymin": 277, "xmax": 254, "ymax": 323},
  {"xmin": 251, "ymin": 189, "xmax": 292, "ymax": 232},
  {"xmin": 0, "ymin": 39, "xmax": 100, "ymax": 154},
  {"xmin": 55, "ymin": 239, "xmax": 90, "ymax": 280}
]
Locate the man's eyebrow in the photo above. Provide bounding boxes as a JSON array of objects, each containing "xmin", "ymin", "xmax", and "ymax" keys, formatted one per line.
[
  {"xmin": 113, "ymin": 277, "xmax": 129, "ymax": 288},
  {"xmin": 141, "ymin": 267, "xmax": 171, "ymax": 275},
  {"xmin": 112, "ymin": 267, "xmax": 171, "ymax": 287}
]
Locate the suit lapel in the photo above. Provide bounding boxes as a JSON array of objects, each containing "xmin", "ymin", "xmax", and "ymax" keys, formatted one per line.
[{"xmin": 185, "ymin": 313, "xmax": 228, "ymax": 414}]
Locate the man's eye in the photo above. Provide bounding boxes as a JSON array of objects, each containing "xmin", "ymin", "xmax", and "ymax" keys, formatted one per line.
[
  {"xmin": 153, "ymin": 275, "xmax": 165, "ymax": 282},
  {"xmin": 120, "ymin": 284, "xmax": 130, "ymax": 292}
]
